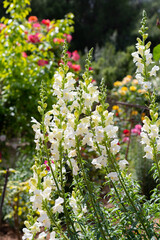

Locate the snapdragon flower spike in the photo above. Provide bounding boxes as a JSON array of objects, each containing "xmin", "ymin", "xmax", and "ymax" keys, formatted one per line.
[
  {"xmin": 141, "ymin": 115, "xmax": 160, "ymax": 160},
  {"xmin": 25, "ymin": 48, "xmax": 127, "ymax": 239},
  {"xmin": 132, "ymin": 11, "xmax": 159, "ymax": 90}
]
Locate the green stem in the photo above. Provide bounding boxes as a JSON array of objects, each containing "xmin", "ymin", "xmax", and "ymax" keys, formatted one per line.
[{"xmin": 76, "ymin": 137, "xmax": 110, "ymax": 240}]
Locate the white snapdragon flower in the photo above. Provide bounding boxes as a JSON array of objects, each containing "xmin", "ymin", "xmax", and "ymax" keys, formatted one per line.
[
  {"xmin": 69, "ymin": 196, "xmax": 79, "ymax": 215},
  {"xmin": 92, "ymin": 155, "xmax": 107, "ymax": 169},
  {"xmin": 110, "ymin": 139, "xmax": 120, "ymax": 154},
  {"xmin": 52, "ymin": 197, "xmax": 64, "ymax": 213},
  {"xmin": 22, "ymin": 228, "xmax": 33, "ymax": 240},
  {"xmin": 49, "ymin": 231, "xmax": 58, "ymax": 240},
  {"xmin": 38, "ymin": 231, "xmax": 47, "ymax": 240},
  {"xmin": 107, "ymin": 172, "xmax": 118, "ymax": 181},
  {"xmin": 118, "ymin": 160, "xmax": 128, "ymax": 170},
  {"xmin": 30, "ymin": 189, "xmax": 43, "ymax": 210},
  {"xmin": 144, "ymin": 145, "xmax": 153, "ymax": 159},
  {"xmin": 68, "ymin": 158, "xmax": 79, "ymax": 175},
  {"xmin": 30, "ymin": 222, "xmax": 42, "ymax": 234},
  {"xmin": 149, "ymin": 65, "xmax": 159, "ymax": 76},
  {"xmin": 37, "ymin": 210, "xmax": 51, "ymax": 228}
]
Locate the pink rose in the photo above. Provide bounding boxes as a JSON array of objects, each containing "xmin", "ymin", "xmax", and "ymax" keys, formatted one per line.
[{"xmin": 72, "ymin": 50, "xmax": 80, "ymax": 61}]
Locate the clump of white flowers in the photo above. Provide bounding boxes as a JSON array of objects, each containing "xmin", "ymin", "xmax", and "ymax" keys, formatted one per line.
[
  {"xmin": 23, "ymin": 11, "xmax": 160, "ymax": 239},
  {"xmin": 132, "ymin": 11, "xmax": 159, "ymax": 90}
]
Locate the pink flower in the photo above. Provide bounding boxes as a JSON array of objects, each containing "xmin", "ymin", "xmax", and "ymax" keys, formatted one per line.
[
  {"xmin": 135, "ymin": 124, "xmax": 142, "ymax": 131},
  {"xmin": 67, "ymin": 51, "xmax": 72, "ymax": 58},
  {"xmin": 67, "ymin": 61, "xmax": 73, "ymax": 68},
  {"xmin": 44, "ymin": 160, "xmax": 50, "ymax": 171},
  {"xmin": 72, "ymin": 50, "xmax": 80, "ymax": 61},
  {"xmin": 122, "ymin": 137, "xmax": 129, "ymax": 143},
  {"xmin": 64, "ymin": 34, "xmax": 72, "ymax": 43},
  {"xmin": 53, "ymin": 38, "xmax": 65, "ymax": 44},
  {"xmin": 38, "ymin": 59, "xmax": 49, "ymax": 66},
  {"xmin": 0, "ymin": 23, "xmax": 6, "ymax": 32},
  {"xmin": 41, "ymin": 19, "xmax": 50, "ymax": 26},
  {"xmin": 28, "ymin": 16, "xmax": 38, "ymax": 23},
  {"xmin": 131, "ymin": 129, "xmax": 139, "ymax": 135},
  {"xmin": 22, "ymin": 52, "xmax": 27, "ymax": 58},
  {"xmin": 71, "ymin": 64, "xmax": 81, "ymax": 72},
  {"xmin": 89, "ymin": 67, "xmax": 93, "ymax": 70},
  {"xmin": 28, "ymin": 33, "xmax": 40, "ymax": 43},
  {"xmin": 33, "ymin": 23, "xmax": 41, "ymax": 29}
]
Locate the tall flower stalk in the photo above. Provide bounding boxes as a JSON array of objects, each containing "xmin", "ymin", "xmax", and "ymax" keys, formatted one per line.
[{"xmin": 23, "ymin": 12, "xmax": 160, "ymax": 240}]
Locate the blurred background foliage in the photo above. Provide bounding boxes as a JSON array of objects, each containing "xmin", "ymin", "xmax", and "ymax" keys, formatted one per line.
[{"xmin": 1, "ymin": 0, "xmax": 160, "ymax": 52}]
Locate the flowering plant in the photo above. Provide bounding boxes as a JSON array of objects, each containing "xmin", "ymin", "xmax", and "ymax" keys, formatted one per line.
[{"xmin": 23, "ymin": 11, "xmax": 160, "ymax": 239}]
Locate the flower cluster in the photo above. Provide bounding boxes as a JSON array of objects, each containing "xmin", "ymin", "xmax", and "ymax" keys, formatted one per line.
[{"xmin": 131, "ymin": 13, "xmax": 159, "ymax": 90}]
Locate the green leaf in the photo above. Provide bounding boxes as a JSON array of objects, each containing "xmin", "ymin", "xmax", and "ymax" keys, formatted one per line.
[{"xmin": 153, "ymin": 44, "xmax": 160, "ymax": 61}]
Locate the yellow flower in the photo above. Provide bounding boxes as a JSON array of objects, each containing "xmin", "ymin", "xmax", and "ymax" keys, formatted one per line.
[
  {"xmin": 131, "ymin": 110, "xmax": 138, "ymax": 115},
  {"xmin": 14, "ymin": 197, "xmax": 18, "ymax": 202},
  {"xmin": 130, "ymin": 86, "xmax": 136, "ymax": 91},
  {"xmin": 121, "ymin": 86, "xmax": 128, "ymax": 91},
  {"xmin": 114, "ymin": 81, "xmax": 122, "ymax": 87},
  {"xmin": 112, "ymin": 105, "xmax": 119, "ymax": 110}
]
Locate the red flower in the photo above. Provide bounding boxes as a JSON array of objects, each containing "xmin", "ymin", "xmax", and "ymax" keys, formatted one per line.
[
  {"xmin": 41, "ymin": 19, "xmax": 50, "ymax": 26},
  {"xmin": 71, "ymin": 64, "xmax": 81, "ymax": 72},
  {"xmin": 123, "ymin": 129, "xmax": 130, "ymax": 135},
  {"xmin": 72, "ymin": 50, "xmax": 80, "ymax": 61},
  {"xmin": 38, "ymin": 59, "xmax": 49, "ymax": 66},
  {"xmin": 28, "ymin": 33, "xmax": 40, "ymax": 43},
  {"xmin": 28, "ymin": 16, "xmax": 38, "ymax": 22}
]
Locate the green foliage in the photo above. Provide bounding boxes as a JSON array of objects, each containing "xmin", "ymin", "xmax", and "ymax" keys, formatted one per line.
[
  {"xmin": 0, "ymin": 0, "xmax": 74, "ymax": 143},
  {"xmin": 92, "ymin": 42, "xmax": 136, "ymax": 88}
]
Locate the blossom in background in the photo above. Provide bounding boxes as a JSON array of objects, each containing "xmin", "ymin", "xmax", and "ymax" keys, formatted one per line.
[
  {"xmin": 41, "ymin": 19, "xmax": 50, "ymax": 26},
  {"xmin": 130, "ymin": 86, "xmax": 136, "ymax": 91},
  {"xmin": 72, "ymin": 50, "xmax": 80, "ymax": 61},
  {"xmin": 64, "ymin": 33, "xmax": 72, "ymax": 43},
  {"xmin": 38, "ymin": 59, "xmax": 49, "ymax": 66},
  {"xmin": 33, "ymin": 23, "xmax": 41, "ymax": 29},
  {"xmin": 71, "ymin": 64, "xmax": 81, "ymax": 71},
  {"xmin": 53, "ymin": 38, "xmax": 65, "ymax": 44},
  {"xmin": 0, "ymin": 23, "xmax": 6, "ymax": 32},
  {"xmin": 22, "ymin": 52, "xmax": 27, "ymax": 58},
  {"xmin": 131, "ymin": 124, "xmax": 142, "ymax": 135},
  {"xmin": 28, "ymin": 16, "xmax": 38, "ymax": 22},
  {"xmin": 114, "ymin": 81, "xmax": 122, "ymax": 87},
  {"xmin": 28, "ymin": 33, "xmax": 40, "ymax": 43}
]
